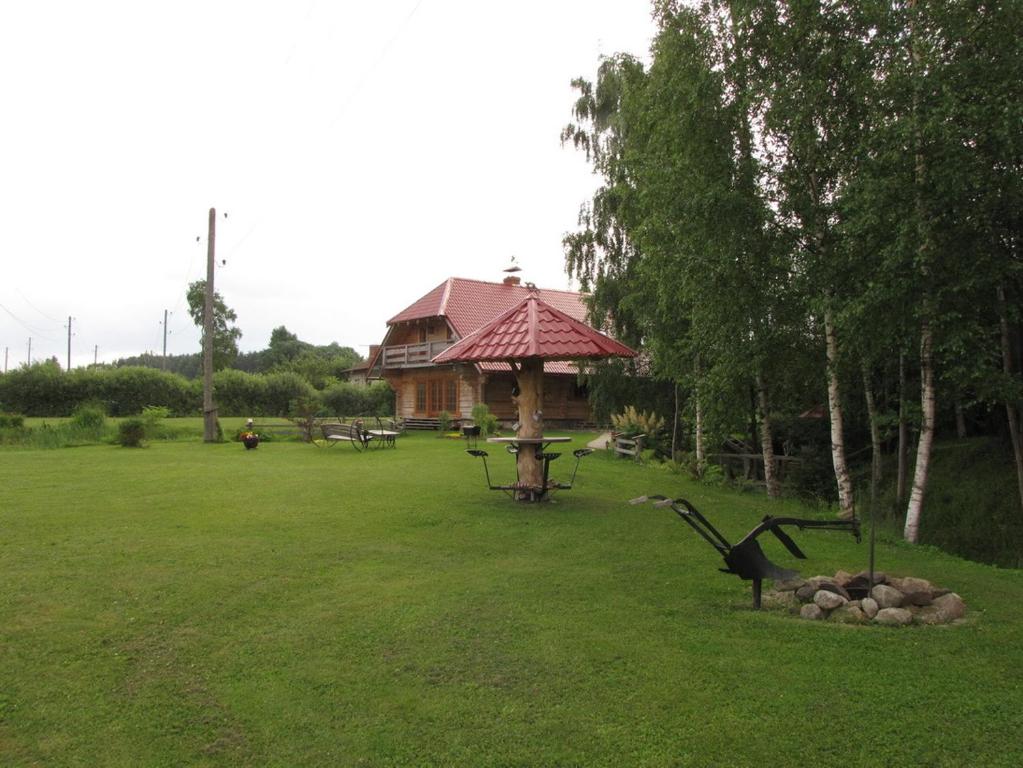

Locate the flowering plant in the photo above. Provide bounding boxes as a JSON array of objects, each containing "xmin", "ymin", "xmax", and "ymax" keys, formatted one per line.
[{"xmin": 239, "ymin": 431, "xmax": 258, "ymax": 441}]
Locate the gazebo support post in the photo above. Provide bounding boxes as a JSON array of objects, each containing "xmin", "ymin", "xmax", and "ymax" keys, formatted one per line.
[{"xmin": 513, "ymin": 357, "xmax": 545, "ymax": 500}]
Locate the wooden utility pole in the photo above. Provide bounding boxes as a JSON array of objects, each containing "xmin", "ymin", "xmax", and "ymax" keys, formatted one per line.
[
  {"xmin": 203, "ymin": 208, "xmax": 219, "ymax": 442},
  {"xmin": 27, "ymin": 337, "xmax": 32, "ymax": 366},
  {"xmin": 66, "ymin": 316, "xmax": 72, "ymax": 371},
  {"xmin": 94, "ymin": 345, "xmax": 98, "ymax": 366},
  {"xmin": 161, "ymin": 309, "xmax": 170, "ymax": 369},
  {"xmin": 4, "ymin": 346, "xmax": 8, "ymax": 373}
]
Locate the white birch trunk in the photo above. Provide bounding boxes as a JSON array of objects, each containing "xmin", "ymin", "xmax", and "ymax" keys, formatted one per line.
[
  {"xmin": 862, "ymin": 365, "xmax": 882, "ymax": 512},
  {"xmin": 904, "ymin": 321, "xmax": 935, "ymax": 543},
  {"xmin": 755, "ymin": 372, "xmax": 780, "ymax": 498},
  {"xmin": 897, "ymin": 353, "xmax": 909, "ymax": 505},
  {"xmin": 824, "ymin": 309, "xmax": 855, "ymax": 519}
]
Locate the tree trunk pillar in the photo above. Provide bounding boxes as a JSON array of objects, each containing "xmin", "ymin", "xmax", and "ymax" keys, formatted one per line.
[{"xmin": 514, "ymin": 357, "xmax": 545, "ymax": 500}]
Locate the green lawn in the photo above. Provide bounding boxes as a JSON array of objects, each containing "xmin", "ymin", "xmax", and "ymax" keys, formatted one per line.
[{"xmin": 2, "ymin": 431, "xmax": 1021, "ymax": 767}]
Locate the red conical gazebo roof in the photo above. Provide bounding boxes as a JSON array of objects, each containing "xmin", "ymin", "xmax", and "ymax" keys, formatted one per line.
[{"xmin": 432, "ymin": 293, "xmax": 636, "ymax": 364}]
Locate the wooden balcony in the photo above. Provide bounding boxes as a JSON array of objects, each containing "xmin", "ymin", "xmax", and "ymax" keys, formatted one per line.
[{"xmin": 380, "ymin": 341, "xmax": 455, "ymax": 369}]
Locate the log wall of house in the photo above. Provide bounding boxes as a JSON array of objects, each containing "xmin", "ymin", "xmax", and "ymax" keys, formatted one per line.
[
  {"xmin": 482, "ymin": 373, "xmax": 592, "ymax": 424},
  {"xmin": 384, "ymin": 367, "xmax": 592, "ymax": 424},
  {"xmin": 388, "ymin": 320, "xmax": 453, "ymax": 346}
]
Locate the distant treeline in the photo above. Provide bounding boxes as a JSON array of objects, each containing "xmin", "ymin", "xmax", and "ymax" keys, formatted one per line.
[{"xmin": 113, "ymin": 325, "xmax": 363, "ymax": 388}]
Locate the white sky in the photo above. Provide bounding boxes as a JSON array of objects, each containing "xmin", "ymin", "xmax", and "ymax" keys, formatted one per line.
[{"xmin": 0, "ymin": 1, "xmax": 654, "ymax": 370}]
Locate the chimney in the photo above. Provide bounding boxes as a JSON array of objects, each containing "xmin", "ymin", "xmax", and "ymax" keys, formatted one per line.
[{"xmin": 503, "ymin": 275, "xmax": 521, "ymax": 286}]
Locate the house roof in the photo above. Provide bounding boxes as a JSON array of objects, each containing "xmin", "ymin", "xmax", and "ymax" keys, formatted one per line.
[
  {"xmin": 387, "ymin": 277, "xmax": 589, "ymax": 338},
  {"xmin": 432, "ymin": 294, "xmax": 636, "ymax": 364}
]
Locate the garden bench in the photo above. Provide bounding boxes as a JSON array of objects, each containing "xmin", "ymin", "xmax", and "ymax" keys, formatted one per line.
[{"xmin": 321, "ymin": 422, "xmax": 374, "ymax": 451}]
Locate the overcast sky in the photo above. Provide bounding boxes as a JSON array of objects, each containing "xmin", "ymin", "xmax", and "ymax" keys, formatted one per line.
[{"xmin": 0, "ymin": 1, "xmax": 654, "ymax": 370}]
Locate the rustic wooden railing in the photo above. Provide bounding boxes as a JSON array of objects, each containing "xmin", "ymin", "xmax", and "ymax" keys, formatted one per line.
[{"xmin": 381, "ymin": 341, "xmax": 455, "ymax": 368}]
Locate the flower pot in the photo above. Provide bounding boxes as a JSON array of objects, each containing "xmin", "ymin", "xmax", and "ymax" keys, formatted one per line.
[{"xmin": 243, "ymin": 436, "xmax": 260, "ymax": 450}]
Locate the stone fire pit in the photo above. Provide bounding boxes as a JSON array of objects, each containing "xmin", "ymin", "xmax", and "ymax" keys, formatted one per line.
[{"xmin": 764, "ymin": 571, "xmax": 967, "ymax": 626}]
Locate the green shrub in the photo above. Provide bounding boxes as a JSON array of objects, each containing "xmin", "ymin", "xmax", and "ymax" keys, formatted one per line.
[
  {"xmin": 117, "ymin": 418, "xmax": 147, "ymax": 447},
  {"xmin": 0, "ymin": 413, "xmax": 25, "ymax": 429},
  {"xmin": 0, "ymin": 412, "xmax": 30, "ymax": 445},
  {"xmin": 289, "ymin": 394, "xmax": 324, "ymax": 442},
  {"xmin": 0, "ymin": 363, "xmax": 198, "ymax": 416},
  {"xmin": 437, "ymin": 411, "xmax": 452, "ymax": 434},
  {"xmin": 470, "ymin": 403, "xmax": 499, "ymax": 436},
  {"xmin": 70, "ymin": 403, "xmax": 107, "ymax": 432},
  {"xmin": 321, "ymin": 380, "xmax": 395, "ymax": 419},
  {"xmin": 141, "ymin": 405, "xmax": 172, "ymax": 439}
]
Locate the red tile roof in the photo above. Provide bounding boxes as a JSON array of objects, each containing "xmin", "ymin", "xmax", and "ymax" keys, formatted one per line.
[
  {"xmin": 387, "ymin": 277, "xmax": 589, "ymax": 338},
  {"xmin": 433, "ymin": 294, "xmax": 636, "ymax": 364}
]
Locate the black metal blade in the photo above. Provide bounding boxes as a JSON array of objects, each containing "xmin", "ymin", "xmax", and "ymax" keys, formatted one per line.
[{"xmin": 769, "ymin": 525, "xmax": 808, "ymax": 560}]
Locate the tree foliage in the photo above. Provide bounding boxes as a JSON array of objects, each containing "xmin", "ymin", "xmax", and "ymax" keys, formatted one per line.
[
  {"xmin": 566, "ymin": 0, "xmax": 1023, "ymax": 533},
  {"xmin": 186, "ymin": 280, "xmax": 242, "ymax": 372}
]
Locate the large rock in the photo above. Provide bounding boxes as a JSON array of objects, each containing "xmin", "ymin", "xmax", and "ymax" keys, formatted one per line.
[
  {"xmin": 871, "ymin": 584, "xmax": 904, "ymax": 609},
  {"xmin": 813, "ymin": 580, "xmax": 852, "ymax": 601},
  {"xmin": 834, "ymin": 570, "xmax": 854, "ymax": 587},
  {"xmin": 890, "ymin": 576, "xmax": 933, "ymax": 595},
  {"xmin": 860, "ymin": 597, "xmax": 879, "ymax": 620},
  {"xmin": 854, "ymin": 570, "xmax": 887, "ymax": 585},
  {"xmin": 762, "ymin": 589, "xmax": 801, "ymax": 612},
  {"xmin": 915, "ymin": 593, "xmax": 967, "ymax": 625},
  {"xmin": 874, "ymin": 607, "xmax": 914, "ymax": 626},
  {"xmin": 795, "ymin": 584, "xmax": 817, "ymax": 603},
  {"xmin": 904, "ymin": 591, "xmax": 934, "ymax": 607},
  {"xmin": 774, "ymin": 577, "xmax": 807, "ymax": 592},
  {"xmin": 800, "ymin": 603, "xmax": 826, "ymax": 620},
  {"xmin": 829, "ymin": 604, "xmax": 867, "ymax": 624},
  {"xmin": 814, "ymin": 590, "xmax": 848, "ymax": 611}
]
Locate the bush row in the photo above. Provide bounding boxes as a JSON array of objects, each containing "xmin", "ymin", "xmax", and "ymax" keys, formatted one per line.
[{"xmin": 0, "ymin": 362, "xmax": 395, "ymax": 418}]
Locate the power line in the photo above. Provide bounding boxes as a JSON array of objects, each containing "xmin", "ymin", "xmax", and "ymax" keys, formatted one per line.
[
  {"xmin": 17, "ymin": 289, "xmax": 64, "ymax": 325},
  {"xmin": 0, "ymin": 302, "xmax": 60, "ymax": 341}
]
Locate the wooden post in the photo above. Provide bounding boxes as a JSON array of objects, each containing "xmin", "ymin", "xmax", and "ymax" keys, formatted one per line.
[
  {"xmin": 514, "ymin": 357, "xmax": 544, "ymax": 499},
  {"xmin": 202, "ymin": 207, "xmax": 219, "ymax": 443}
]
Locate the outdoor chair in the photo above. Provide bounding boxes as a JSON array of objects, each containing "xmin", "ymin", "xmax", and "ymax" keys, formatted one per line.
[
  {"xmin": 321, "ymin": 422, "xmax": 374, "ymax": 451},
  {"xmin": 465, "ymin": 447, "xmax": 594, "ymax": 500},
  {"xmin": 373, "ymin": 417, "xmax": 399, "ymax": 448},
  {"xmin": 629, "ymin": 495, "xmax": 860, "ymax": 608}
]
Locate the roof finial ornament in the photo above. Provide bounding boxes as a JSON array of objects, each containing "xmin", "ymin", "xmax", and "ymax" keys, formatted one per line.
[
  {"xmin": 503, "ymin": 255, "xmax": 521, "ymax": 274},
  {"xmin": 525, "ymin": 281, "xmax": 538, "ymax": 294}
]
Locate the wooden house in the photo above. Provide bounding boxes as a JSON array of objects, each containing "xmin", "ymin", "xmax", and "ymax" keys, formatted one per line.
[{"xmin": 370, "ymin": 276, "xmax": 596, "ymax": 427}]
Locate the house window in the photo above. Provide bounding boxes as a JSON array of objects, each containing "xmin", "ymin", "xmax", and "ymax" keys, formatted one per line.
[
  {"xmin": 446, "ymin": 380, "xmax": 458, "ymax": 412},
  {"xmin": 418, "ymin": 326, "xmax": 428, "ymax": 343},
  {"xmin": 417, "ymin": 383, "xmax": 427, "ymax": 412}
]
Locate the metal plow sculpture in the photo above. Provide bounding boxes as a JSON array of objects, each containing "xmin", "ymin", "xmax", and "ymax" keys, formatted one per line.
[{"xmin": 631, "ymin": 495, "xmax": 861, "ymax": 609}]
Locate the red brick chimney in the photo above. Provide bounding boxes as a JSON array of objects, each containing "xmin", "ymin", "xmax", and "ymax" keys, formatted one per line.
[{"xmin": 503, "ymin": 275, "xmax": 521, "ymax": 286}]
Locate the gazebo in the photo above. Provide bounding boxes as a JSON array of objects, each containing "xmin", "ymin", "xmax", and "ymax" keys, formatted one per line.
[{"xmin": 433, "ymin": 290, "xmax": 636, "ymax": 499}]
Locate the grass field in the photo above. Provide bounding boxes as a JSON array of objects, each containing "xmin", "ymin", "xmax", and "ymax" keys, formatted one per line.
[{"xmin": 2, "ymin": 430, "xmax": 1021, "ymax": 767}]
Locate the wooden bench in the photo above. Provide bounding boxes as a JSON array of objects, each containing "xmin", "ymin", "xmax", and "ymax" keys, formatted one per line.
[{"xmin": 321, "ymin": 422, "xmax": 374, "ymax": 450}]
